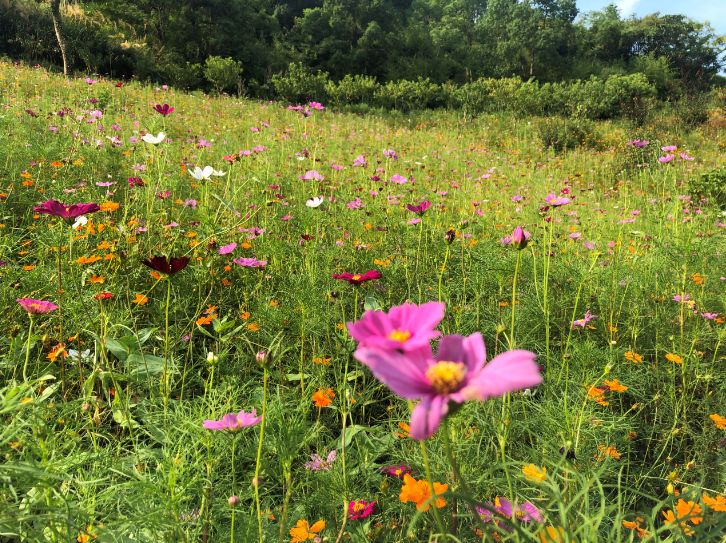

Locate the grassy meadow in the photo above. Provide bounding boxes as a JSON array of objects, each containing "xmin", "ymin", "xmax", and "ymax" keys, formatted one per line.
[{"xmin": 0, "ymin": 62, "xmax": 724, "ymax": 542}]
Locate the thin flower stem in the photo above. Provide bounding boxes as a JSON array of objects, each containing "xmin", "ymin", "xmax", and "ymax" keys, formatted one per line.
[
  {"xmin": 508, "ymin": 251, "xmax": 522, "ymax": 349},
  {"xmin": 438, "ymin": 242, "xmax": 451, "ymax": 302},
  {"xmin": 163, "ymin": 277, "xmax": 172, "ymax": 417},
  {"xmin": 230, "ymin": 437, "xmax": 236, "ymax": 543},
  {"xmin": 441, "ymin": 420, "xmax": 484, "ymax": 528},
  {"xmin": 254, "ymin": 367, "xmax": 268, "ymax": 543},
  {"xmin": 418, "ymin": 438, "xmax": 446, "ymax": 535},
  {"xmin": 22, "ymin": 316, "xmax": 34, "ymax": 381}
]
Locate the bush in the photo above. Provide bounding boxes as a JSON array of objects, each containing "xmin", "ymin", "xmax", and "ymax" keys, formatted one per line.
[
  {"xmin": 672, "ymin": 94, "xmax": 712, "ymax": 129},
  {"xmin": 326, "ymin": 74, "xmax": 378, "ymax": 106},
  {"xmin": 204, "ymin": 56, "xmax": 242, "ymax": 95},
  {"xmin": 271, "ymin": 62, "xmax": 329, "ymax": 104},
  {"xmin": 374, "ymin": 77, "xmax": 443, "ymax": 112},
  {"xmin": 537, "ymin": 117, "xmax": 597, "ymax": 153},
  {"xmin": 689, "ymin": 169, "xmax": 726, "ymax": 209}
]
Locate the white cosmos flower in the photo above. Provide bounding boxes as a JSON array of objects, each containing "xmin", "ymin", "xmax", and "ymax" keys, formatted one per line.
[
  {"xmin": 306, "ymin": 196, "xmax": 325, "ymax": 208},
  {"xmin": 72, "ymin": 215, "xmax": 88, "ymax": 229},
  {"xmin": 211, "ymin": 169, "xmax": 226, "ymax": 176},
  {"xmin": 189, "ymin": 166, "xmax": 214, "ymax": 180},
  {"xmin": 141, "ymin": 132, "xmax": 166, "ymax": 144}
]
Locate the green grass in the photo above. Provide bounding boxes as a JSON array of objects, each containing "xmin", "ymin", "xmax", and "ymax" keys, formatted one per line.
[{"xmin": 0, "ymin": 61, "xmax": 724, "ymax": 542}]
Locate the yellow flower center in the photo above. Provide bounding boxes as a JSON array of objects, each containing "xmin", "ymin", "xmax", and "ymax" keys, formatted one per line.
[
  {"xmin": 351, "ymin": 274, "xmax": 362, "ymax": 281},
  {"xmin": 425, "ymin": 361, "xmax": 466, "ymax": 394},
  {"xmin": 388, "ymin": 329, "xmax": 411, "ymax": 343},
  {"xmin": 353, "ymin": 502, "xmax": 365, "ymax": 512}
]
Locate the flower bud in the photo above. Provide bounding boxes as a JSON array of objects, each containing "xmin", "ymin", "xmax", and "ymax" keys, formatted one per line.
[
  {"xmin": 206, "ymin": 351, "xmax": 218, "ymax": 365},
  {"xmin": 511, "ymin": 226, "xmax": 529, "ymax": 249},
  {"xmin": 255, "ymin": 351, "xmax": 267, "ymax": 364},
  {"xmin": 228, "ymin": 495, "xmax": 239, "ymax": 506}
]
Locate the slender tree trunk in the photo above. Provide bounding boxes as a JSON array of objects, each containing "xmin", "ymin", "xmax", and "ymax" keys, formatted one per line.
[{"xmin": 50, "ymin": 0, "xmax": 68, "ymax": 76}]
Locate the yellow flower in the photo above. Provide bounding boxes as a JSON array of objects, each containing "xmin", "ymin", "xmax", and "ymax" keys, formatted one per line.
[
  {"xmin": 522, "ymin": 464, "xmax": 547, "ymax": 482},
  {"xmin": 624, "ymin": 351, "xmax": 643, "ymax": 363},
  {"xmin": 538, "ymin": 525, "xmax": 571, "ymax": 542},
  {"xmin": 99, "ymin": 201, "xmax": 120, "ymax": 212},
  {"xmin": 596, "ymin": 444, "xmax": 621, "ymax": 460}
]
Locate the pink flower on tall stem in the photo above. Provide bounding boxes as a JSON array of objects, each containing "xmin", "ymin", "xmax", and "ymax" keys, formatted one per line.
[
  {"xmin": 501, "ymin": 226, "xmax": 531, "ymax": 249},
  {"xmin": 153, "ymin": 104, "xmax": 175, "ymax": 116},
  {"xmin": 332, "ymin": 270, "xmax": 382, "ymax": 286},
  {"xmin": 233, "ymin": 257, "xmax": 267, "ymax": 268},
  {"xmin": 353, "ymin": 326, "xmax": 541, "ymax": 440},
  {"xmin": 34, "ymin": 200, "xmax": 100, "ymax": 219},
  {"xmin": 347, "ymin": 302, "xmax": 444, "ymax": 352},
  {"xmin": 203, "ymin": 409, "xmax": 261, "ymax": 431},
  {"xmin": 544, "ymin": 194, "xmax": 571, "ymax": 207},
  {"xmin": 406, "ymin": 200, "xmax": 432, "ymax": 216},
  {"xmin": 17, "ymin": 298, "xmax": 59, "ymax": 314},
  {"xmin": 572, "ymin": 310, "xmax": 597, "ymax": 329}
]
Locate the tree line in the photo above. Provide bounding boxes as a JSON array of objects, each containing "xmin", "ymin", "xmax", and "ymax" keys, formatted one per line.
[{"xmin": 1, "ymin": 0, "xmax": 723, "ymax": 100}]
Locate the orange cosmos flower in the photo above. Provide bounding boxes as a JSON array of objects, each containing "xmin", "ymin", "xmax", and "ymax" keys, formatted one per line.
[
  {"xmin": 709, "ymin": 414, "xmax": 726, "ymax": 430},
  {"xmin": 603, "ymin": 379, "xmax": 628, "ymax": 392},
  {"xmin": 622, "ymin": 518, "xmax": 649, "ymax": 538},
  {"xmin": 133, "ymin": 293, "xmax": 149, "ymax": 305},
  {"xmin": 665, "ymin": 353, "xmax": 683, "ymax": 365},
  {"xmin": 99, "ymin": 201, "xmax": 120, "ymax": 212},
  {"xmin": 702, "ymin": 493, "xmax": 726, "ymax": 512},
  {"xmin": 399, "ymin": 474, "xmax": 447, "ymax": 512},
  {"xmin": 522, "ymin": 464, "xmax": 547, "ymax": 482},
  {"xmin": 289, "ymin": 519, "xmax": 325, "ymax": 543},
  {"xmin": 312, "ymin": 388, "xmax": 335, "ymax": 408},
  {"xmin": 624, "ymin": 351, "xmax": 643, "ymax": 363}
]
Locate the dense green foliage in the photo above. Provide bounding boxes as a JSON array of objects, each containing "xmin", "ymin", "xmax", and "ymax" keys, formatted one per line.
[{"xmin": 0, "ymin": 0, "xmax": 723, "ymax": 104}]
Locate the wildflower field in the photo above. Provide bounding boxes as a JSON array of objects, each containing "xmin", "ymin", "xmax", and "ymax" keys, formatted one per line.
[{"xmin": 0, "ymin": 62, "xmax": 724, "ymax": 542}]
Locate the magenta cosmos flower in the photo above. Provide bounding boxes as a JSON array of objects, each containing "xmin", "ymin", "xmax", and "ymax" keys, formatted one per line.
[
  {"xmin": 353, "ymin": 331, "xmax": 541, "ymax": 440},
  {"xmin": 153, "ymin": 103, "xmax": 175, "ymax": 116},
  {"xmin": 332, "ymin": 270, "xmax": 382, "ymax": 286},
  {"xmin": 501, "ymin": 226, "xmax": 531, "ymax": 249},
  {"xmin": 34, "ymin": 200, "xmax": 101, "ymax": 219},
  {"xmin": 544, "ymin": 194, "xmax": 571, "ymax": 207},
  {"xmin": 347, "ymin": 301, "xmax": 444, "ymax": 353},
  {"xmin": 17, "ymin": 298, "xmax": 59, "ymax": 314},
  {"xmin": 348, "ymin": 500, "xmax": 376, "ymax": 520},
  {"xmin": 203, "ymin": 409, "xmax": 261, "ymax": 431},
  {"xmin": 406, "ymin": 200, "xmax": 432, "ymax": 215},
  {"xmin": 233, "ymin": 257, "xmax": 267, "ymax": 268}
]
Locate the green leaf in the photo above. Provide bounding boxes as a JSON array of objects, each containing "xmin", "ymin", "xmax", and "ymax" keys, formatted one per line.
[{"xmin": 363, "ymin": 295, "xmax": 383, "ymax": 311}]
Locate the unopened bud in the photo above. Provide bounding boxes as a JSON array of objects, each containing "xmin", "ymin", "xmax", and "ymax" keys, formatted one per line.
[
  {"xmin": 228, "ymin": 495, "xmax": 239, "ymax": 506},
  {"xmin": 256, "ymin": 351, "xmax": 267, "ymax": 364},
  {"xmin": 206, "ymin": 351, "xmax": 218, "ymax": 364}
]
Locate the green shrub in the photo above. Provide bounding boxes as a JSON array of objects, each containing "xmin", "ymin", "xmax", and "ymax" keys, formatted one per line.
[
  {"xmin": 203, "ymin": 56, "xmax": 242, "ymax": 95},
  {"xmin": 271, "ymin": 62, "xmax": 329, "ymax": 104},
  {"xmin": 374, "ymin": 77, "xmax": 443, "ymax": 112},
  {"xmin": 326, "ymin": 74, "xmax": 378, "ymax": 106},
  {"xmin": 672, "ymin": 94, "xmax": 712, "ymax": 129},
  {"xmin": 689, "ymin": 169, "xmax": 726, "ymax": 209},
  {"xmin": 537, "ymin": 117, "xmax": 597, "ymax": 153}
]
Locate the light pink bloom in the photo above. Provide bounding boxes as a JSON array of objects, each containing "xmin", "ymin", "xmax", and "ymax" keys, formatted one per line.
[
  {"xmin": 233, "ymin": 257, "xmax": 267, "ymax": 268},
  {"xmin": 353, "ymin": 330, "xmax": 541, "ymax": 440},
  {"xmin": 304, "ymin": 450, "xmax": 337, "ymax": 471},
  {"xmin": 661, "ymin": 145, "xmax": 677, "ymax": 152},
  {"xmin": 300, "ymin": 170, "xmax": 324, "ymax": 181},
  {"xmin": 218, "ymin": 242, "xmax": 237, "ymax": 255},
  {"xmin": 390, "ymin": 174, "xmax": 408, "ymax": 184},
  {"xmin": 572, "ymin": 310, "xmax": 597, "ymax": 329},
  {"xmin": 347, "ymin": 301, "xmax": 445, "ymax": 353},
  {"xmin": 679, "ymin": 152, "xmax": 694, "ymax": 161},
  {"xmin": 353, "ymin": 155, "xmax": 367, "ymax": 167},
  {"xmin": 203, "ymin": 409, "xmax": 261, "ymax": 431},
  {"xmin": 659, "ymin": 154, "xmax": 675, "ymax": 163},
  {"xmin": 544, "ymin": 193, "xmax": 570, "ymax": 206}
]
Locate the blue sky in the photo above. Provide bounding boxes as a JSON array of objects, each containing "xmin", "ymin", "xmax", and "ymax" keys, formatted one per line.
[{"xmin": 576, "ymin": 0, "xmax": 726, "ymax": 35}]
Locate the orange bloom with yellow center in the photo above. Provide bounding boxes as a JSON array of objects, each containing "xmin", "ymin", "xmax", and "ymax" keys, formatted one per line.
[
  {"xmin": 702, "ymin": 493, "xmax": 726, "ymax": 512},
  {"xmin": 399, "ymin": 474, "xmax": 447, "ymax": 512},
  {"xmin": 710, "ymin": 414, "xmax": 726, "ymax": 430},
  {"xmin": 625, "ymin": 351, "xmax": 643, "ymax": 363},
  {"xmin": 665, "ymin": 353, "xmax": 683, "ymax": 365},
  {"xmin": 522, "ymin": 464, "xmax": 547, "ymax": 482},
  {"xmin": 133, "ymin": 293, "xmax": 149, "ymax": 305},
  {"xmin": 603, "ymin": 379, "xmax": 628, "ymax": 392},
  {"xmin": 622, "ymin": 518, "xmax": 649, "ymax": 538},
  {"xmin": 586, "ymin": 386, "xmax": 609, "ymax": 406},
  {"xmin": 596, "ymin": 444, "xmax": 621, "ymax": 460},
  {"xmin": 99, "ymin": 201, "xmax": 120, "ymax": 212}
]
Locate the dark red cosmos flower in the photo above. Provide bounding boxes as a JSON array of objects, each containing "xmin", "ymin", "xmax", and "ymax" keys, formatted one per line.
[
  {"xmin": 34, "ymin": 200, "xmax": 101, "ymax": 219},
  {"xmin": 94, "ymin": 291, "xmax": 113, "ymax": 301},
  {"xmin": 332, "ymin": 270, "xmax": 382, "ymax": 286},
  {"xmin": 153, "ymin": 104, "xmax": 175, "ymax": 116},
  {"xmin": 115, "ymin": 81, "xmax": 124, "ymax": 88},
  {"xmin": 142, "ymin": 256, "xmax": 190, "ymax": 276},
  {"xmin": 406, "ymin": 200, "xmax": 432, "ymax": 215}
]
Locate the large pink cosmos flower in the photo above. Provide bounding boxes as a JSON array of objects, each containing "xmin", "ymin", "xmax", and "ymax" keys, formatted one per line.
[
  {"xmin": 34, "ymin": 200, "xmax": 100, "ymax": 219},
  {"xmin": 347, "ymin": 302, "xmax": 444, "ymax": 353},
  {"xmin": 477, "ymin": 496, "xmax": 543, "ymax": 527},
  {"xmin": 353, "ymin": 332, "xmax": 541, "ymax": 440},
  {"xmin": 16, "ymin": 298, "xmax": 59, "ymax": 314},
  {"xmin": 203, "ymin": 409, "xmax": 261, "ymax": 431}
]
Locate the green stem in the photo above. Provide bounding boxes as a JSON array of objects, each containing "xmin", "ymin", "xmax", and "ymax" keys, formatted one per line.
[
  {"xmin": 230, "ymin": 437, "xmax": 236, "ymax": 543},
  {"xmin": 163, "ymin": 278, "xmax": 172, "ymax": 415},
  {"xmin": 254, "ymin": 367, "xmax": 268, "ymax": 543},
  {"xmin": 509, "ymin": 251, "xmax": 522, "ymax": 349},
  {"xmin": 418, "ymin": 438, "xmax": 446, "ymax": 534},
  {"xmin": 22, "ymin": 316, "xmax": 34, "ymax": 381},
  {"xmin": 441, "ymin": 420, "xmax": 483, "ymax": 527},
  {"xmin": 438, "ymin": 242, "xmax": 451, "ymax": 303}
]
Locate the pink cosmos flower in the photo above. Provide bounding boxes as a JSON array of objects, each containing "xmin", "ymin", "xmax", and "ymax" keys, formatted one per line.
[
  {"xmin": 661, "ymin": 145, "xmax": 677, "ymax": 152},
  {"xmin": 383, "ymin": 149, "xmax": 398, "ymax": 160},
  {"xmin": 34, "ymin": 200, "xmax": 101, "ymax": 219},
  {"xmin": 333, "ymin": 270, "xmax": 382, "ymax": 286},
  {"xmin": 304, "ymin": 450, "xmax": 337, "ymax": 471},
  {"xmin": 679, "ymin": 152, "xmax": 694, "ymax": 161},
  {"xmin": 353, "ymin": 330, "xmax": 541, "ymax": 440},
  {"xmin": 203, "ymin": 409, "xmax": 261, "ymax": 431},
  {"xmin": 627, "ymin": 139, "xmax": 649, "ymax": 148},
  {"xmin": 544, "ymin": 194, "xmax": 571, "ymax": 207},
  {"xmin": 347, "ymin": 301, "xmax": 445, "ymax": 353},
  {"xmin": 659, "ymin": 154, "xmax": 675, "ymax": 163},
  {"xmin": 353, "ymin": 155, "xmax": 367, "ymax": 167},
  {"xmin": 233, "ymin": 257, "xmax": 267, "ymax": 268},
  {"xmin": 153, "ymin": 104, "xmax": 175, "ymax": 116},
  {"xmin": 300, "ymin": 170, "xmax": 324, "ymax": 181},
  {"xmin": 501, "ymin": 226, "xmax": 530, "ymax": 249},
  {"xmin": 406, "ymin": 200, "xmax": 432, "ymax": 215},
  {"xmin": 348, "ymin": 500, "xmax": 376, "ymax": 520},
  {"xmin": 380, "ymin": 464, "xmax": 414, "ymax": 478},
  {"xmin": 477, "ymin": 497, "xmax": 543, "ymax": 527},
  {"xmin": 309, "ymin": 101, "xmax": 325, "ymax": 110},
  {"xmin": 390, "ymin": 174, "xmax": 408, "ymax": 184},
  {"xmin": 572, "ymin": 310, "xmax": 597, "ymax": 329},
  {"xmin": 17, "ymin": 298, "xmax": 59, "ymax": 314},
  {"xmin": 218, "ymin": 242, "xmax": 237, "ymax": 255}
]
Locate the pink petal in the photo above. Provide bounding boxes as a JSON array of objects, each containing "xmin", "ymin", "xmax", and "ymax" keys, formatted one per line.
[
  {"xmin": 437, "ymin": 333, "xmax": 485, "ymax": 373},
  {"xmin": 353, "ymin": 347, "xmax": 433, "ymax": 399},
  {"xmin": 461, "ymin": 350, "xmax": 541, "ymax": 401},
  {"xmin": 409, "ymin": 395, "xmax": 448, "ymax": 440}
]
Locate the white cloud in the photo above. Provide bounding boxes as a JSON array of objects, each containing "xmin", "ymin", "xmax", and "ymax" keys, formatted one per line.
[{"xmin": 616, "ymin": 0, "xmax": 640, "ymax": 16}]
